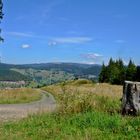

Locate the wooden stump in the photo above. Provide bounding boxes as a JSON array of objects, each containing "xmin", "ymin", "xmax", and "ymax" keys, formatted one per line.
[{"xmin": 122, "ymin": 81, "xmax": 140, "ymax": 115}]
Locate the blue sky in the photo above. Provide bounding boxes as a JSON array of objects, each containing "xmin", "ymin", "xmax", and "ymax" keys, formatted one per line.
[{"xmin": 0, "ymin": 0, "xmax": 140, "ymax": 64}]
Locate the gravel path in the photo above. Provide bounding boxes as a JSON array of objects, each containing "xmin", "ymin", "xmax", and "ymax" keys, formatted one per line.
[{"xmin": 0, "ymin": 90, "xmax": 56, "ymax": 122}]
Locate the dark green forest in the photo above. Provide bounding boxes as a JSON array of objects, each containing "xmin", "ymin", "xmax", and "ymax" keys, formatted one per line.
[
  {"xmin": 0, "ymin": 69, "xmax": 31, "ymax": 81},
  {"xmin": 99, "ymin": 58, "xmax": 139, "ymax": 85}
]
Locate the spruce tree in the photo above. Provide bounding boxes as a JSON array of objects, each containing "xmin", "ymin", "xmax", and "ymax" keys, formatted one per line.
[
  {"xmin": 108, "ymin": 58, "xmax": 116, "ymax": 84},
  {"xmin": 99, "ymin": 58, "xmax": 126, "ymax": 85},
  {"xmin": 99, "ymin": 62, "xmax": 107, "ymax": 82},
  {"xmin": 116, "ymin": 58, "xmax": 126, "ymax": 84},
  {"xmin": 125, "ymin": 59, "xmax": 137, "ymax": 81}
]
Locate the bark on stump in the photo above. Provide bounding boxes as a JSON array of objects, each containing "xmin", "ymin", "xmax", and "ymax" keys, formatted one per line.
[{"xmin": 122, "ymin": 81, "xmax": 140, "ymax": 115}]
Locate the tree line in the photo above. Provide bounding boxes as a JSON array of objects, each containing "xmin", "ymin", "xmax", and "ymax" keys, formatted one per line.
[{"xmin": 99, "ymin": 58, "xmax": 139, "ymax": 85}]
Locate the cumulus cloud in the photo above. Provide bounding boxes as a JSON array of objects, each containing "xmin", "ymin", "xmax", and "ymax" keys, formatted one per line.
[
  {"xmin": 82, "ymin": 53, "xmax": 103, "ymax": 59},
  {"xmin": 48, "ymin": 37, "xmax": 93, "ymax": 46},
  {"xmin": 21, "ymin": 44, "xmax": 31, "ymax": 49}
]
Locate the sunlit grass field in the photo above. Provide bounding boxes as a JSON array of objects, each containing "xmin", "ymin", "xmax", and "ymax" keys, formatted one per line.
[
  {"xmin": 0, "ymin": 88, "xmax": 41, "ymax": 104},
  {"xmin": 0, "ymin": 80, "xmax": 140, "ymax": 140},
  {"xmin": 43, "ymin": 80, "xmax": 122, "ymax": 114}
]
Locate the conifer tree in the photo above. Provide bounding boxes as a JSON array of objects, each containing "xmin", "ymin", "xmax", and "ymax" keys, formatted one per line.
[
  {"xmin": 116, "ymin": 58, "xmax": 126, "ymax": 84},
  {"xmin": 99, "ymin": 58, "xmax": 126, "ymax": 85},
  {"xmin": 99, "ymin": 62, "xmax": 107, "ymax": 82},
  {"xmin": 125, "ymin": 59, "xmax": 137, "ymax": 81},
  {"xmin": 108, "ymin": 58, "xmax": 116, "ymax": 84}
]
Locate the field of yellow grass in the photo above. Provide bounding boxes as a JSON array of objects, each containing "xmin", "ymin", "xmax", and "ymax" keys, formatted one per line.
[
  {"xmin": 43, "ymin": 80, "xmax": 123, "ymax": 114},
  {"xmin": 0, "ymin": 88, "xmax": 41, "ymax": 104}
]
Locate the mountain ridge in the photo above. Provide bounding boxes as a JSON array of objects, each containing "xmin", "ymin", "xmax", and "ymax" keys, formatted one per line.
[{"xmin": 0, "ymin": 63, "xmax": 102, "ymax": 84}]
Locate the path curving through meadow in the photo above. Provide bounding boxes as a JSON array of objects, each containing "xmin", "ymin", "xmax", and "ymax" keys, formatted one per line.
[{"xmin": 0, "ymin": 90, "xmax": 56, "ymax": 122}]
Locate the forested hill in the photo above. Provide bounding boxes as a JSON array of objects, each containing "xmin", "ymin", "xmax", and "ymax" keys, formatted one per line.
[
  {"xmin": 0, "ymin": 69, "xmax": 30, "ymax": 81},
  {"xmin": 0, "ymin": 63, "xmax": 102, "ymax": 77},
  {"xmin": 16, "ymin": 63, "xmax": 101, "ymax": 76}
]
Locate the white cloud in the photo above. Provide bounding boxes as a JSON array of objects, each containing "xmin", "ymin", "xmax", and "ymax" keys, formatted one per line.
[
  {"xmin": 6, "ymin": 31, "xmax": 93, "ymax": 47},
  {"xmin": 6, "ymin": 31, "xmax": 92, "ymax": 46},
  {"xmin": 5, "ymin": 32, "xmax": 35, "ymax": 38},
  {"xmin": 55, "ymin": 37, "xmax": 92, "ymax": 43},
  {"xmin": 82, "ymin": 53, "xmax": 103, "ymax": 59},
  {"xmin": 48, "ymin": 37, "xmax": 93, "ymax": 46},
  {"xmin": 4, "ymin": 31, "xmax": 48, "ymax": 40},
  {"xmin": 21, "ymin": 44, "xmax": 31, "ymax": 49}
]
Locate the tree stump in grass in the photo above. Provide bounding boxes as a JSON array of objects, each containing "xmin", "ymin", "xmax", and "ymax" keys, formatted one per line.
[{"xmin": 122, "ymin": 81, "xmax": 140, "ymax": 115}]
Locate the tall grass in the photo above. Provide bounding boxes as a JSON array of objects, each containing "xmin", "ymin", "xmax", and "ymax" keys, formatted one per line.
[
  {"xmin": 42, "ymin": 81, "xmax": 122, "ymax": 114},
  {"xmin": 0, "ymin": 80, "xmax": 139, "ymax": 140},
  {"xmin": 0, "ymin": 88, "xmax": 41, "ymax": 104}
]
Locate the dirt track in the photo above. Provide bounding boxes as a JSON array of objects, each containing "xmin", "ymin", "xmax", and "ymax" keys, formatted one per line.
[{"xmin": 0, "ymin": 90, "xmax": 56, "ymax": 122}]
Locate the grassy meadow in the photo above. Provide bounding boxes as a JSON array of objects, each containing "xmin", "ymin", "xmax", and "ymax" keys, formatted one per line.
[
  {"xmin": 0, "ymin": 80, "xmax": 140, "ymax": 139},
  {"xmin": 0, "ymin": 88, "xmax": 41, "ymax": 104},
  {"xmin": 43, "ymin": 80, "xmax": 122, "ymax": 114}
]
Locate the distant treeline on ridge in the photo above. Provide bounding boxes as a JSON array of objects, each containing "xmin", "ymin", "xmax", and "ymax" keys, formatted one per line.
[{"xmin": 99, "ymin": 58, "xmax": 140, "ymax": 85}]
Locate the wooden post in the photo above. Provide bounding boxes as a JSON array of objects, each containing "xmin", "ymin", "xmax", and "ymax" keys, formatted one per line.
[{"xmin": 122, "ymin": 81, "xmax": 140, "ymax": 115}]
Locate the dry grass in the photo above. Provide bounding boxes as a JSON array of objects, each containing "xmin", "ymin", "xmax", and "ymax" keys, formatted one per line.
[
  {"xmin": 0, "ymin": 88, "xmax": 41, "ymax": 104},
  {"xmin": 42, "ymin": 80, "xmax": 123, "ymax": 114},
  {"xmin": 90, "ymin": 83, "xmax": 122, "ymax": 98},
  {"xmin": 0, "ymin": 81, "xmax": 139, "ymax": 140}
]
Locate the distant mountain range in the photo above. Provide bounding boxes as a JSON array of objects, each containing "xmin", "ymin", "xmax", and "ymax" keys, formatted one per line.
[{"xmin": 0, "ymin": 63, "xmax": 102, "ymax": 83}]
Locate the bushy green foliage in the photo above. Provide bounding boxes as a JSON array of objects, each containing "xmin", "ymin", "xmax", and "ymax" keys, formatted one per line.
[
  {"xmin": 99, "ymin": 58, "xmax": 137, "ymax": 85},
  {"xmin": 99, "ymin": 63, "xmax": 109, "ymax": 83},
  {"xmin": 125, "ymin": 60, "xmax": 137, "ymax": 81}
]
